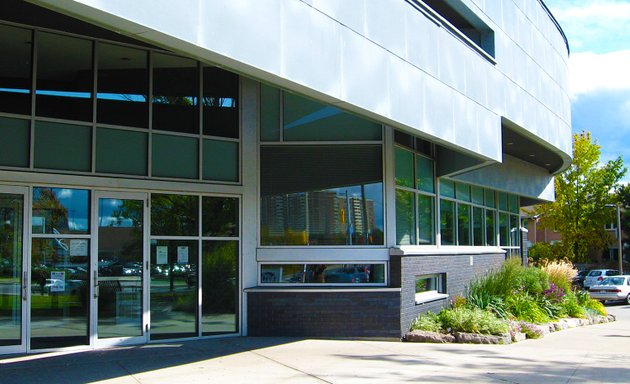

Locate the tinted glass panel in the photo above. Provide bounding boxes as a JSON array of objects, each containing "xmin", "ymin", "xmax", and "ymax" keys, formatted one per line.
[
  {"xmin": 36, "ymin": 32, "xmax": 92, "ymax": 121},
  {"xmin": 498, "ymin": 192, "xmax": 508, "ymax": 211},
  {"xmin": 260, "ymin": 84, "xmax": 280, "ymax": 141},
  {"xmin": 0, "ymin": 117, "xmax": 29, "ymax": 167},
  {"xmin": 283, "ymin": 92, "xmax": 381, "ymax": 141},
  {"xmin": 457, "ymin": 203, "xmax": 471, "ymax": 245},
  {"xmin": 96, "ymin": 127, "xmax": 147, "ymax": 175},
  {"xmin": 32, "ymin": 187, "xmax": 90, "ymax": 234},
  {"xmin": 510, "ymin": 214, "xmax": 520, "ymax": 247},
  {"xmin": 499, "ymin": 212, "xmax": 509, "ymax": 246},
  {"xmin": 97, "ymin": 43, "xmax": 148, "ymax": 128},
  {"xmin": 202, "ymin": 139, "xmax": 238, "ymax": 182},
  {"xmin": 150, "ymin": 239, "xmax": 197, "ymax": 339},
  {"xmin": 151, "ymin": 194, "xmax": 199, "ymax": 236},
  {"xmin": 0, "ymin": 24, "xmax": 32, "ymax": 115},
  {"xmin": 471, "ymin": 186, "xmax": 484, "ymax": 205},
  {"xmin": 396, "ymin": 189, "xmax": 415, "ymax": 245},
  {"xmin": 202, "ymin": 240, "xmax": 238, "ymax": 335},
  {"xmin": 30, "ymin": 238, "xmax": 89, "ymax": 349},
  {"xmin": 485, "ymin": 189, "xmax": 495, "ymax": 208},
  {"xmin": 202, "ymin": 67, "xmax": 238, "ymax": 138},
  {"xmin": 418, "ymin": 195, "xmax": 435, "ymax": 245},
  {"xmin": 152, "ymin": 134, "xmax": 198, "ymax": 179},
  {"xmin": 202, "ymin": 197, "xmax": 239, "ymax": 237},
  {"xmin": 395, "ymin": 147, "xmax": 413, "ymax": 188},
  {"xmin": 0, "ymin": 193, "xmax": 23, "ymax": 346},
  {"xmin": 439, "ymin": 179, "xmax": 455, "ymax": 198},
  {"xmin": 416, "ymin": 155, "xmax": 434, "ymax": 193},
  {"xmin": 440, "ymin": 199, "xmax": 455, "ymax": 245},
  {"xmin": 456, "ymin": 183, "xmax": 470, "ymax": 202},
  {"xmin": 473, "ymin": 206, "xmax": 484, "ymax": 246},
  {"xmin": 34, "ymin": 121, "xmax": 91, "ymax": 172},
  {"xmin": 152, "ymin": 53, "xmax": 198, "ymax": 134},
  {"xmin": 509, "ymin": 194, "xmax": 519, "ymax": 214},
  {"xmin": 485, "ymin": 209, "xmax": 495, "ymax": 246},
  {"xmin": 261, "ymin": 145, "xmax": 383, "ymax": 245},
  {"xmin": 261, "ymin": 264, "xmax": 385, "ymax": 284}
]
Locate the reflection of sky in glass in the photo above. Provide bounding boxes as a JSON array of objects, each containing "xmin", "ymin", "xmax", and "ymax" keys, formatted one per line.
[
  {"xmin": 0, "ymin": 87, "xmax": 29, "ymax": 94},
  {"xmin": 284, "ymin": 106, "xmax": 341, "ymax": 130},
  {"xmin": 98, "ymin": 198, "xmax": 135, "ymax": 228},
  {"xmin": 33, "ymin": 187, "xmax": 90, "ymax": 231},
  {"xmin": 35, "ymin": 90, "xmax": 91, "ymax": 98},
  {"xmin": 97, "ymin": 93, "xmax": 146, "ymax": 102}
]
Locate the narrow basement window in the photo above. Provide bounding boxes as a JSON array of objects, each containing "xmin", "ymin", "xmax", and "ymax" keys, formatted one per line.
[{"xmin": 415, "ymin": 273, "xmax": 448, "ymax": 304}]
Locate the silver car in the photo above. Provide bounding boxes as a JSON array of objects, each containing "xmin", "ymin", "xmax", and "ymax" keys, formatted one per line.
[
  {"xmin": 588, "ymin": 275, "xmax": 630, "ymax": 304},
  {"xmin": 583, "ymin": 269, "xmax": 619, "ymax": 289}
]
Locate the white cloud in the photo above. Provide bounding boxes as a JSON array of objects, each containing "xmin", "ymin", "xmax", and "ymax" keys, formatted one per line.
[{"xmin": 568, "ymin": 50, "xmax": 630, "ymax": 98}]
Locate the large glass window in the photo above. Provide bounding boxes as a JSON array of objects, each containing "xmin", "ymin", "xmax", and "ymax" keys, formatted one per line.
[
  {"xmin": 261, "ymin": 145, "xmax": 383, "ymax": 246},
  {"xmin": 32, "ymin": 187, "xmax": 90, "ymax": 235},
  {"xmin": 151, "ymin": 134, "xmax": 198, "ymax": 179},
  {"xmin": 0, "ymin": 193, "xmax": 23, "ymax": 346},
  {"xmin": 202, "ymin": 240, "xmax": 238, "ymax": 335},
  {"xmin": 440, "ymin": 199, "xmax": 455, "ymax": 245},
  {"xmin": 394, "ymin": 139, "xmax": 436, "ymax": 246},
  {"xmin": 151, "ymin": 194, "xmax": 199, "ymax": 237},
  {"xmin": 96, "ymin": 128, "xmax": 147, "ymax": 175},
  {"xmin": 202, "ymin": 197, "xmax": 239, "ymax": 237},
  {"xmin": 0, "ymin": 24, "xmax": 32, "ymax": 115},
  {"xmin": 34, "ymin": 121, "xmax": 91, "ymax": 172},
  {"xmin": 152, "ymin": 53, "xmax": 198, "ymax": 134},
  {"xmin": 457, "ymin": 203, "xmax": 471, "ymax": 245},
  {"xmin": 36, "ymin": 32, "xmax": 93, "ymax": 121},
  {"xmin": 0, "ymin": 117, "xmax": 29, "ymax": 168},
  {"xmin": 97, "ymin": 43, "xmax": 148, "ymax": 128},
  {"xmin": 202, "ymin": 66, "xmax": 238, "ymax": 138},
  {"xmin": 261, "ymin": 263, "xmax": 385, "ymax": 284}
]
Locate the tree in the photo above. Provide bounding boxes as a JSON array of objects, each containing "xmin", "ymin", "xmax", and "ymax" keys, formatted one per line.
[
  {"xmin": 614, "ymin": 184, "xmax": 630, "ymax": 260},
  {"xmin": 532, "ymin": 131, "xmax": 625, "ymax": 262}
]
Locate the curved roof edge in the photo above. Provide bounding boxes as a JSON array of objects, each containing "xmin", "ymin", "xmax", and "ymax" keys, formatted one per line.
[{"xmin": 538, "ymin": 0, "xmax": 570, "ymax": 55}]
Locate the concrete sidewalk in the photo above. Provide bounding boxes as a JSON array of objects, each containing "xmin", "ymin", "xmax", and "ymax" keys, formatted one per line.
[{"xmin": 2, "ymin": 305, "xmax": 629, "ymax": 383}]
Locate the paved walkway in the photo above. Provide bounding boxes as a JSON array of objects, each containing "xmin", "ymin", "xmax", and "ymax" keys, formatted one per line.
[{"xmin": 2, "ymin": 305, "xmax": 629, "ymax": 383}]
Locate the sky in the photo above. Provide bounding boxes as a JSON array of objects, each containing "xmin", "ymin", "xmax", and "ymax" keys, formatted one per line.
[{"xmin": 544, "ymin": 0, "xmax": 630, "ymax": 181}]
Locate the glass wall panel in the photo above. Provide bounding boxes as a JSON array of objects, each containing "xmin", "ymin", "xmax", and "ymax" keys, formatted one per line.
[
  {"xmin": 260, "ymin": 84, "xmax": 280, "ymax": 141},
  {"xmin": 202, "ymin": 240, "xmax": 238, "ymax": 335},
  {"xmin": 485, "ymin": 209, "xmax": 495, "ymax": 246},
  {"xmin": 0, "ymin": 117, "xmax": 29, "ymax": 167},
  {"xmin": 96, "ymin": 128, "xmax": 147, "ymax": 175},
  {"xmin": 283, "ymin": 92, "xmax": 381, "ymax": 141},
  {"xmin": 509, "ymin": 194, "xmax": 520, "ymax": 214},
  {"xmin": 97, "ymin": 198, "xmax": 143, "ymax": 338},
  {"xmin": 150, "ymin": 194, "xmax": 199, "ymax": 236},
  {"xmin": 394, "ymin": 147, "xmax": 413, "ymax": 188},
  {"xmin": 152, "ymin": 53, "xmax": 198, "ymax": 134},
  {"xmin": 260, "ymin": 145, "xmax": 383, "ymax": 245},
  {"xmin": 510, "ymin": 214, "xmax": 520, "ymax": 247},
  {"xmin": 498, "ymin": 192, "xmax": 508, "ymax": 211},
  {"xmin": 36, "ymin": 32, "xmax": 93, "ymax": 121},
  {"xmin": 471, "ymin": 186, "xmax": 484, "ymax": 205},
  {"xmin": 456, "ymin": 183, "xmax": 470, "ymax": 202},
  {"xmin": 0, "ymin": 193, "xmax": 23, "ymax": 346},
  {"xmin": 0, "ymin": 24, "xmax": 32, "ymax": 115},
  {"xmin": 457, "ymin": 203, "xmax": 471, "ymax": 245},
  {"xmin": 34, "ymin": 121, "xmax": 91, "ymax": 172},
  {"xmin": 30, "ymin": 238, "xmax": 89, "ymax": 349},
  {"xmin": 97, "ymin": 43, "xmax": 148, "ymax": 128},
  {"xmin": 484, "ymin": 189, "xmax": 495, "ymax": 208},
  {"xmin": 417, "ymin": 195, "xmax": 435, "ymax": 245},
  {"xmin": 499, "ymin": 212, "xmax": 509, "ymax": 247},
  {"xmin": 202, "ymin": 139, "xmax": 238, "ymax": 182},
  {"xmin": 261, "ymin": 263, "xmax": 385, "ymax": 284},
  {"xmin": 151, "ymin": 134, "xmax": 198, "ymax": 179},
  {"xmin": 396, "ymin": 190, "xmax": 415, "ymax": 245},
  {"xmin": 32, "ymin": 187, "xmax": 90, "ymax": 235},
  {"xmin": 202, "ymin": 67, "xmax": 238, "ymax": 138},
  {"xmin": 202, "ymin": 197, "xmax": 239, "ymax": 237},
  {"xmin": 439, "ymin": 179, "xmax": 455, "ymax": 198},
  {"xmin": 416, "ymin": 156, "xmax": 434, "ymax": 193},
  {"xmin": 440, "ymin": 199, "xmax": 455, "ymax": 245},
  {"xmin": 472, "ymin": 206, "xmax": 484, "ymax": 246},
  {"xmin": 150, "ymin": 239, "xmax": 198, "ymax": 339}
]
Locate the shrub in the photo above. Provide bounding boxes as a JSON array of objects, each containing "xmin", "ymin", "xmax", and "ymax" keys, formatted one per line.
[
  {"xmin": 506, "ymin": 294, "xmax": 550, "ymax": 324},
  {"xmin": 561, "ymin": 291, "xmax": 586, "ymax": 318},
  {"xmin": 467, "ymin": 291, "xmax": 508, "ymax": 320},
  {"xmin": 584, "ymin": 299, "xmax": 607, "ymax": 316},
  {"xmin": 516, "ymin": 266, "xmax": 550, "ymax": 296},
  {"xmin": 410, "ymin": 311, "xmax": 443, "ymax": 333},
  {"xmin": 451, "ymin": 295, "xmax": 467, "ymax": 309},
  {"xmin": 438, "ymin": 307, "xmax": 508, "ymax": 336},
  {"xmin": 540, "ymin": 259, "xmax": 577, "ymax": 292}
]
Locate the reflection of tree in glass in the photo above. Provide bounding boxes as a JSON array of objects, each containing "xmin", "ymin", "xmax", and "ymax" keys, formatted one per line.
[
  {"xmin": 33, "ymin": 188, "xmax": 68, "ymax": 232},
  {"xmin": 152, "ymin": 95, "xmax": 194, "ymax": 106},
  {"xmin": 111, "ymin": 199, "xmax": 144, "ymax": 264},
  {"xmin": 151, "ymin": 194, "xmax": 198, "ymax": 236},
  {"xmin": 202, "ymin": 241, "xmax": 237, "ymax": 315}
]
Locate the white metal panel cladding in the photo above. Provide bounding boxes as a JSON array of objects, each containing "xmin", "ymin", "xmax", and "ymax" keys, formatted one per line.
[{"xmin": 33, "ymin": 0, "xmax": 571, "ymax": 166}]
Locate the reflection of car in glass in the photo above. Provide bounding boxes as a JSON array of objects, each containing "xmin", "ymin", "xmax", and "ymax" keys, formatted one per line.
[
  {"xmin": 123, "ymin": 262, "xmax": 142, "ymax": 276},
  {"xmin": 324, "ymin": 266, "xmax": 369, "ymax": 283},
  {"xmin": 589, "ymin": 275, "xmax": 630, "ymax": 304}
]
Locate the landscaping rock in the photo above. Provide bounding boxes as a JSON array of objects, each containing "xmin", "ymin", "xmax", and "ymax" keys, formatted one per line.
[
  {"xmin": 564, "ymin": 318, "xmax": 581, "ymax": 328},
  {"xmin": 511, "ymin": 332, "xmax": 526, "ymax": 343},
  {"xmin": 405, "ymin": 330, "xmax": 455, "ymax": 343},
  {"xmin": 552, "ymin": 321, "xmax": 568, "ymax": 332},
  {"xmin": 454, "ymin": 332, "xmax": 511, "ymax": 345},
  {"xmin": 607, "ymin": 314, "xmax": 616, "ymax": 322}
]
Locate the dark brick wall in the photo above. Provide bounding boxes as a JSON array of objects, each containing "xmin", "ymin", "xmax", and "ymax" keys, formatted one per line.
[
  {"xmin": 398, "ymin": 252, "xmax": 505, "ymax": 335},
  {"xmin": 247, "ymin": 290, "xmax": 401, "ymax": 338}
]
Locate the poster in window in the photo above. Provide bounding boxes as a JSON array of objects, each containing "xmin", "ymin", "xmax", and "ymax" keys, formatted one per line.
[
  {"xmin": 177, "ymin": 246, "xmax": 188, "ymax": 264},
  {"xmin": 50, "ymin": 271, "xmax": 65, "ymax": 292},
  {"xmin": 70, "ymin": 239, "xmax": 88, "ymax": 257},
  {"xmin": 156, "ymin": 246, "xmax": 168, "ymax": 264}
]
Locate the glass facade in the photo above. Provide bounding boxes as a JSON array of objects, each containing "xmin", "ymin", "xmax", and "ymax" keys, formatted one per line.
[{"xmin": 261, "ymin": 264, "xmax": 385, "ymax": 284}]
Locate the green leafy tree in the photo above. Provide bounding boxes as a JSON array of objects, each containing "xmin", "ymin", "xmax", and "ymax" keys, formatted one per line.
[
  {"xmin": 533, "ymin": 131, "xmax": 625, "ymax": 262},
  {"xmin": 614, "ymin": 184, "xmax": 630, "ymax": 260}
]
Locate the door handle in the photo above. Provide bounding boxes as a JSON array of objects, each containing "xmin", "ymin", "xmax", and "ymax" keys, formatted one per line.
[
  {"xmin": 22, "ymin": 271, "xmax": 28, "ymax": 301},
  {"xmin": 94, "ymin": 270, "xmax": 99, "ymax": 298}
]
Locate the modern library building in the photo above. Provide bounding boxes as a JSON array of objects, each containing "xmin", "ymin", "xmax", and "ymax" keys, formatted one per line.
[{"xmin": 0, "ymin": 0, "xmax": 571, "ymax": 353}]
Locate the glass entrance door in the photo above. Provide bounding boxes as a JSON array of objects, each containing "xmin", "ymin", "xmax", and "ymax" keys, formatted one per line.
[
  {"xmin": 0, "ymin": 187, "xmax": 27, "ymax": 354},
  {"xmin": 94, "ymin": 192, "xmax": 147, "ymax": 345}
]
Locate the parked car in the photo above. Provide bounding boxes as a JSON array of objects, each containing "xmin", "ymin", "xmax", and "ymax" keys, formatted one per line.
[
  {"xmin": 573, "ymin": 270, "xmax": 589, "ymax": 288},
  {"xmin": 588, "ymin": 275, "xmax": 630, "ymax": 304},
  {"xmin": 583, "ymin": 269, "xmax": 619, "ymax": 289}
]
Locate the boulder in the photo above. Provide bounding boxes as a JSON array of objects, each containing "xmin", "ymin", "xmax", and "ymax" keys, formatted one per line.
[
  {"xmin": 405, "ymin": 330, "xmax": 455, "ymax": 343},
  {"xmin": 511, "ymin": 332, "xmax": 526, "ymax": 343},
  {"xmin": 454, "ymin": 332, "xmax": 511, "ymax": 345}
]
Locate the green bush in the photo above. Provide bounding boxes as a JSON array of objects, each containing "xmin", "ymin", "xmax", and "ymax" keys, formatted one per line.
[
  {"xmin": 585, "ymin": 299, "xmax": 607, "ymax": 316},
  {"xmin": 410, "ymin": 311, "xmax": 443, "ymax": 333},
  {"xmin": 516, "ymin": 267, "xmax": 549, "ymax": 296},
  {"xmin": 561, "ymin": 291, "xmax": 586, "ymax": 318},
  {"xmin": 506, "ymin": 294, "xmax": 550, "ymax": 324},
  {"xmin": 438, "ymin": 307, "xmax": 508, "ymax": 336}
]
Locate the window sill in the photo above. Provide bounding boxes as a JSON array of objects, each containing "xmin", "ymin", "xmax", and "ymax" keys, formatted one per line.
[
  {"xmin": 391, "ymin": 246, "xmax": 506, "ymax": 256},
  {"xmin": 415, "ymin": 292, "xmax": 449, "ymax": 305}
]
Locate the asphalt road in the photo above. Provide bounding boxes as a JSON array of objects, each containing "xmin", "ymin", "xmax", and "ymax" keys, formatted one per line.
[{"xmin": 1, "ymin": 304, "xmax": 629, "ymax": 383}]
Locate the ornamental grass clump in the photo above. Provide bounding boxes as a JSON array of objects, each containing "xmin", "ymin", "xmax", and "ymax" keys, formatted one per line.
[{"xmin": 540, "ymin": 259, "xmax": 577, "ymax": 292}]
